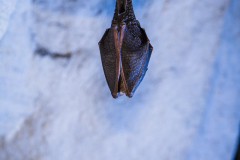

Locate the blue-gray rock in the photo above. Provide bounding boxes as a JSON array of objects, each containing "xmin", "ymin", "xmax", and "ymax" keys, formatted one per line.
[{"xmin": 0, "ymin": 0, "xmax": 239, "ymax": 160}]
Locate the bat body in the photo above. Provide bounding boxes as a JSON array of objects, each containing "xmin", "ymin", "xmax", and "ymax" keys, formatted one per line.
[{"xmin": 99, "ymin": 0, "xmax": 153, "ymax": 98}]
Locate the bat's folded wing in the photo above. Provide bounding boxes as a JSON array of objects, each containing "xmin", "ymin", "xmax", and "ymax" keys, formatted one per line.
[
  {"xmin": 99, "ymin": 28, "xmax": 121, "ymax": 98},
  {"xmin": 121, "ymin": 25, "xmax": 153, "ymax": 97}
]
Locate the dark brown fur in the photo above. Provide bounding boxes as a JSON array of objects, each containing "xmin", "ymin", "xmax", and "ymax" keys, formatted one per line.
[{"xmin": 99, "ymin": 0, "xmax": 153, "ymax": 98}]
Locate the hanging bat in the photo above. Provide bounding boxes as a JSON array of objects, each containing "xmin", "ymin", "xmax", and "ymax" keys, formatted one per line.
[{"xmin": 99, "ymin": 0, "xmax": 153, "ymax": 98}]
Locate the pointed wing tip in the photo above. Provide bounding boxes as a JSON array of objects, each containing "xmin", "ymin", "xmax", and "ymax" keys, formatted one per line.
[
  {"xmin": 126, "ymin": 93, "xmax": 134, "ymax": 98},
  {"xmin": 112, "ymin": 93, "xmax": 118, "ymax": 99},
  {"xmin": 111, "ymin": 92, "xmax": 134, "ymax": 99}
]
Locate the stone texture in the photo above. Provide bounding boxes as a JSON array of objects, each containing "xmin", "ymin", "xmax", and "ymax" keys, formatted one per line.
[
  {"xmin": 0, "ymin": 0, "xmax": 239, "ymax": 160},
  {"xmin": 0, "ymin": 0, "xmax": 19, "ymax": 40}
]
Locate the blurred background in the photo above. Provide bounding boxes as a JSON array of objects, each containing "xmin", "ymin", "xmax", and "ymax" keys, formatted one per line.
[{"xmin": 0, "ymin": 0, "xmax": 240, "ymax": 159}]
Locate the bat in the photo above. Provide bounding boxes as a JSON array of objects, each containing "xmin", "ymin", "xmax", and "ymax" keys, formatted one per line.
[{"xmin": 98, "ymin": 0, "xmax": 153, "ymax": 98}]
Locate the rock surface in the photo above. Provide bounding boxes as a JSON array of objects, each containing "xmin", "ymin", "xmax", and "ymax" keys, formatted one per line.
[
  {"xmin": 0, "ymin": 0, "xmax": 18, "ymax": 40},
  {"xmin": 0, "ymin": 0, "xmax": 240, "ymax": 160}
]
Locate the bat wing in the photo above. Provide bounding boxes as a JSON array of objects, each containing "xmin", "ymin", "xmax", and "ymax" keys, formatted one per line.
[
  {"xmin": 99, "ymin": 26, "xmax": 121, "ymax": 98},
  {"xmin": 120, "ymin": 25, "xmax": 153, "ymax": 97}
]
